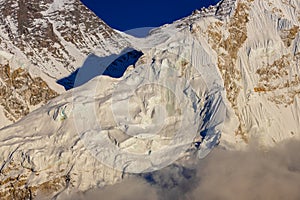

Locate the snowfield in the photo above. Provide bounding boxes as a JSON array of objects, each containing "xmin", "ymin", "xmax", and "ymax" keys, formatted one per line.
[{"xmin": 0, "ymin": 0, "xmax": 300, "ymax": 198}]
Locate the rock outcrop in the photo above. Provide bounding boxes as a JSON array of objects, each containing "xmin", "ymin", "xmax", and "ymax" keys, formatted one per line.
[{"xmin": 0, "ymin": 0, "xmax": 300, "ymax": 199}]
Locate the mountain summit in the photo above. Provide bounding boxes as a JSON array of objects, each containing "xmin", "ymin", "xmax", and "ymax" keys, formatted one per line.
[
  {"xmin": 0, "ymin": 0, "xmax": 299, "ymax": 199},
  {"xmin": 0, "ymin": 0, "xmax": 129, "ymax": 78},
  {"xmin": 0, "ymin": 0, "xmax": 130, "ymax": 127}
]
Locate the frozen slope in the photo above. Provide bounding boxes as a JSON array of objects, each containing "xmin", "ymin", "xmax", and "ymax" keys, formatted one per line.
[
  {"xmin": 148, "ymin": 0, "xmax": 300, "ymax": 149},
  {"xmin": 197, "ymin": 0, "xmax": 300, "ymax": 148},
  {"xmin": 0, "ymin": 30, "xmax": 225, "ymax": 198},
  {"xmin": 1, "ymin": 0, "xmax": 300, "ymax": 198}
]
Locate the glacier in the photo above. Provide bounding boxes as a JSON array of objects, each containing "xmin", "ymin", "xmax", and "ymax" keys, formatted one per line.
[{"xmin": 0, "ymin": 0, "xmax": 300, "ymax": 198}]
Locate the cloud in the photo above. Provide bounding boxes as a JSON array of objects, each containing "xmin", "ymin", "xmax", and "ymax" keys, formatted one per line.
[
  {"xmin": 63, "ymin": 178, "xmax": 158, "ymax": 200},
  {"xmin": 189, "ymin": 139, "xmax": 300, "ymax": 200},
  {"xmin": 61, "ymin": 139, "xmax": 300, "ymax": 200}
]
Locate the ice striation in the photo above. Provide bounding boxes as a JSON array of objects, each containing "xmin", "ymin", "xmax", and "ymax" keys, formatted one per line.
[{"xmin": 0, "ymin": 0, "xmax": 300, "ymax": 199}]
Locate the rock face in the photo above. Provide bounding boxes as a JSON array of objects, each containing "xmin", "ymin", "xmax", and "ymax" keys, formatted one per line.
[
  {"xmin": 177, "ymin": 0, "xmax": 300, "ymax": 147},
  {"xmin": 0, "ymin": 63, "xmax": 57, "ymax": 122},
  {"xmin": 199, "ymin": 0, "xmax": 300, "ymax": 147},
  {"xmin": 0, "ymin": 53, "xmax": 59, "ymax": 127},
  {"xmin": 0, "ymin": 0, "xmax": 300, "ymax": 199}
]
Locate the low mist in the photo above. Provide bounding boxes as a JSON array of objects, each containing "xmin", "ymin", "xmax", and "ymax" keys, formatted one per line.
[{"xmin": 64, "ymin": 139, "xmax": 300, "ymax": 200}]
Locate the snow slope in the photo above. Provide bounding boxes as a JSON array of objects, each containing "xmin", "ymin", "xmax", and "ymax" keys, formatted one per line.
[
  {"xmin": 0, "ymin": 0, "xmax": 300, "ymax": 198},
  {"xmin": 0, "ymin": 20, "xmax": 226, "ymax": 199}
]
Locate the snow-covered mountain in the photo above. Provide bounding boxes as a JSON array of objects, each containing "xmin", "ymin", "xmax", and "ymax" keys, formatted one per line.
[
  {"xmin": 0, "ymin": 0, "xmax": 130, "ymax": 127},
  {"xmin": 0, "ymin": 0, "xmax": 129, "ymax": 78},
  {"xmin": 0, "ymin": 0, "xmax": 300, "ymax": 199}
]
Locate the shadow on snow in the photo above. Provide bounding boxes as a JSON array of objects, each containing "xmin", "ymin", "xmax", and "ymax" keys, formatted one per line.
[{"xmin": 57, "ymin": 48, "xmax": 143, "ymax": 90}]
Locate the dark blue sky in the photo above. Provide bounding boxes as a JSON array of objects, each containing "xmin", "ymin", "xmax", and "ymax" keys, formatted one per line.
[{"xmin": 80, "ymin": 0, "xmax": 220, "ymax": 31}]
